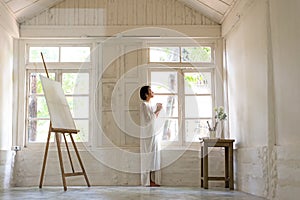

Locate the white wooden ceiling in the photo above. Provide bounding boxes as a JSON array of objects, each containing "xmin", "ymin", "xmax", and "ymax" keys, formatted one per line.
[
  {"xmin": 2, "ymin": 0, "xmax": 236, "ymax": 24},
  {"xmin": 178, "ymin": 0, "xmax": 236, "ymax": 23},
  {"xmin": 2, "ymin": 0, "xmax": 64, "ymax": 23}
]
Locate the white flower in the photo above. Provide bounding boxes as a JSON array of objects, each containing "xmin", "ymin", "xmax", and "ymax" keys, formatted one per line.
[
  {"xmin": 215, "ymin": 106, "xmax": 227, "ymax": 121},
  {"xmin": 207, "ymin": 106, "xmax": 227, "ymax": 131}
]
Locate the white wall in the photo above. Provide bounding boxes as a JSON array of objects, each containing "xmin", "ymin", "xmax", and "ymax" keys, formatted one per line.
[
  {"xmin": 270, "ymin": 0, "xmax": 300, "ymax": 146},
  {"xmin": 223, "ymin": 0, "xmax": 300, "ymax": 199},
  {"xmin": 224, "ymin": 0, "xmax": 269, "ymax": 197},
  {"xmin": 0, "ymin": 26, "xmax": 14, "ymax": 187},
  {"xmin": 270, "ymin": 0, "xmax": 300, "ymax": 199},
  {"xmin": 226, "ymin": 0, "xmax": 268, "ymax": 147},
  {"xmin": 0, "ymin": 24, "xmax": 14, "ymax": 151},
  {"xmin": 0, "ymin": 1, "xmax": 19, "ymax": 188}
]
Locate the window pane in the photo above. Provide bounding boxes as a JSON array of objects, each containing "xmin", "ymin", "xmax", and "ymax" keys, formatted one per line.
[
  {"xmin": 74, "ymin": 120, "xmax": 89, "ymax": 142},
  {"xmin": 151, "ymin": 71, "xmax": 177, "ymax": 93},
  {"xmin": 160, "ymin": 119, "xmax": 178, "ymax": 141},
  {"xmin": 29, "ymin": 73, "xmax": 55, "ymax": 95},
  {"xmin": 151, "ymin": 95, "xmax": 178, "ymax": 117},
  {"xmin": 28, "ymin": 96, "xmax": 49, "ymax": 119},
  {"xmin": 61, "ymin": 47, "xmax": 90, "ymax": 62},
  {"xmin": 29, "ymin": 47, "xmax": 59, "ymax": 62},
  {"xmin": 185, "ymin": 96, "xmax": 212, "ymax": 118},
  {"xmin": 62, "ymin": 73, "xmax": 89, "ymax": 94},
  {"xmin": 28, "ymin": 120, "xmax": 54, "ymax": 142},
  {"xmin": 66, "ymin": 96, "xmax": 89, "ymax": 118},
  {"xmin": 64, "ymin": 120, "xmax": 88, "ymax": 142},
  {"xmin": 185, "ymin": 120, "xmax": 209, "ymax": 142},
  {"xmin": 149, "ymin": 47, "xmax": 180, "ymax": 62},
  {"xmin": 181, "ymin": 46, "xmax": 212, "ymax": 63},
  {"xmin": 184, "ymin": 72, "xmax": 211, "ymax": 94}
]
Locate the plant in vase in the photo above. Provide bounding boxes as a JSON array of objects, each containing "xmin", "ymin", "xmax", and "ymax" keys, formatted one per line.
[{"xmin": 207, "ymin": 106, "xmax": 227, "ymax": 138}]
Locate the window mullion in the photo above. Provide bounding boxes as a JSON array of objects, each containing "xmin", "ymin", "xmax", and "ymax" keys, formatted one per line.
[{"xmin": 178, "ymin": 69, "xmax": 185, "ymax": 146}]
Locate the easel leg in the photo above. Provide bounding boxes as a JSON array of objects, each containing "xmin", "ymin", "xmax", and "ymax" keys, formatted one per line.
[
  {"xmin": 55, "ymin": 132, "xmax": 67, "ymax": 191},
  {"xmin": 63, "ymin": 133, "xmax": 75, "ymax": 173},
  {"xmin": 70, "ymin": 134, "xmax": 90, "ymax": 187},
  {"xmin": 39, "ymin": 127, "xmax": 51, "ymax": 188}
]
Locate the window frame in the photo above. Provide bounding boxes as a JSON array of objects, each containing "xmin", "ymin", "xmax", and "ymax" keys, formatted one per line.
[
  {"xmin": 148, "ymin": 68, "xmax": 215, "ymax": 147},
  {"xmin": 181, "ymin": 69, "xmax": 215, "ymax": 144},
  {"xmin": 24, "ymin": 43, "xmax": 92, "ymax": 147},
  {"xmin": 26, "ymin": 44, "xmax": 92, "ymax": 64},
  {"xmin": 148, "ymin": 43, "xmax": 218, "ymax": 148},
  {"xmin": 148, "ymin": 44, "xmax": 215, "ymax": 65}
]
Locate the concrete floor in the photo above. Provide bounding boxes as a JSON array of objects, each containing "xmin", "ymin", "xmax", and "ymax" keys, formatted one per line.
[{"xmin": 0, "ymin": 186, "xmax": 266, "ymax": 200}]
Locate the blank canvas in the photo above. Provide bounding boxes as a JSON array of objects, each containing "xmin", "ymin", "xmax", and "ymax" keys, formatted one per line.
[{"xmin": 40, "ymin": 75, "xmax": 76, "ymax": 130}]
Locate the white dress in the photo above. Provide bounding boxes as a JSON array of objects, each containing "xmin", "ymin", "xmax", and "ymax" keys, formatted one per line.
[{"xmin": 140, "ymin": 101, "xmax": 161, "ymax": 186}]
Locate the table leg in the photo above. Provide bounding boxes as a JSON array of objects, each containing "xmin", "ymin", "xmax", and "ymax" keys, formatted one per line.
[
  {"xmin": 225, "ymin": 146, "xmax": 229, "ymax": 188},
  {"xmin": 229, "ymin": 143, "xmax": 234, "ymax": 190},
  {"xmin": 203, "ymin": 144, "xmax": 208, "ymax": 189},
  {"xmin": 201, "ymin": 146, "xmax": 203, "ymax": 187}
]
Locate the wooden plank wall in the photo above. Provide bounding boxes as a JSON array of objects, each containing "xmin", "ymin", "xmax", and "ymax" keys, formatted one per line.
[{"xmin": 22, "ymin": 0, "xmax": 218, "ymax": 26}]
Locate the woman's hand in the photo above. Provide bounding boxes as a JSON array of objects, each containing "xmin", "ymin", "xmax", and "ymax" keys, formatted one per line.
[
  {"xmin": 156, "ymin": 103, "xmax": 163, "ymax": 111},
  {"xmin": 154, "ymin": 103, "xmax": 163, "ymax": 116}
]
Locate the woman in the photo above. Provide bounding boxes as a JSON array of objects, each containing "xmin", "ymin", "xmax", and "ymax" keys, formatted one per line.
[{"xmin": 139, "ymin": 85, "xmax": 163, "ymax": 187}]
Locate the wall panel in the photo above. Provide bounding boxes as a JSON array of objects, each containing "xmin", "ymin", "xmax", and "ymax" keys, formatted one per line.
[{"xmin": 22, "ymin": 0, "xmax": 218, "ymax": 26}]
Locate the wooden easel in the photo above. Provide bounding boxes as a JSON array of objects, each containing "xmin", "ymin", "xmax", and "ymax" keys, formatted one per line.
[{"xmin": 39, "ymin": 53, "xmax": 90, "ymax": 191}]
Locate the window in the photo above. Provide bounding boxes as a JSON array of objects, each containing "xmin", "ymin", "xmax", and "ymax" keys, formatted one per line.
[
  {"xmin": 149, "ymin": 46, "xmax": 212, "ymax": 63},
  {"xmin": 184, "ymin": 72, "xmax": 212, "ymax": 142},
  {"xmin": 149, "ymin": 45, "xmax": 215, "ymax": 144},
  {"xmin": 151, "ymin": 71, "xmax": 179, "ymax": 141},
  {"xmin": 26, "ymin": 45, "xmax": 91, "ymax": 144},
  {"xmin": 149, "ymin": 47, "xmax": 180, "ymax": 62},
  {"xmin": 28, "ymin": 46, "xmax": 90, "ymax": 63},
  {"xmin": 27, "ymin": 72, "xmax": 55, "ymax": 142},
  {"xmin": 29, "ymin": 47, "xmax": 59, "ymax": 62}
]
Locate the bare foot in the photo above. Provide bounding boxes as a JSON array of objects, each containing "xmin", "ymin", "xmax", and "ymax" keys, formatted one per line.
[{"xmin": 150, "ymin": 181, "xmax": 160, "ymax": 187}]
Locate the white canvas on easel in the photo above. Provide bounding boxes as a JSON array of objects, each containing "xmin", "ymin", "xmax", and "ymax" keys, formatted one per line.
[
  {"xmin": 40, "ymin": 75, "xmax": 76, "ymax": 130},
  {"xmin": 39, "ymin": 74, "xmax": 90, "ymax": 191}
]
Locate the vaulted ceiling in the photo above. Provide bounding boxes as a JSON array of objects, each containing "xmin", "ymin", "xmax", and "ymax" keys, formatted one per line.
[
  {"xmin": 178, "ymin": 0, "xmax": 236, "ymax": 23},
  {"xmin": 2, "ymin": 0, "xmax": 236, "ymax": 24},
  {"xmin": 2, "ymin": 0, "xmax": 64, "ymax": 23}
]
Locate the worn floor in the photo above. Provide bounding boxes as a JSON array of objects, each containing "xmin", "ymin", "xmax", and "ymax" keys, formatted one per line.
[{"xmin": 0, "ymin": 186, "xmax": 266, "ymax": 200}]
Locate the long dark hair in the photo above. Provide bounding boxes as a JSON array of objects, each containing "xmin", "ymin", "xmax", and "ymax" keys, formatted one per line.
[{"xmin": 140, "ymin": 85, "xmax": 150, "ymax": 100}]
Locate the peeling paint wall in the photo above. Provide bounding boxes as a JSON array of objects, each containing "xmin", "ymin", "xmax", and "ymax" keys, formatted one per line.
[
  {"xmin": 276, "ymin": 146, "xmax": 300, "ymax": 199},
  {"xmin": 224, "ymin": 0, "xmax": 300, "ymax": 199},
  {"xmin": 235, "ymin": 147, "xmax": 269, "ymax": 196},
  {"xmin": 223, "ymin": 0, "xmax": 273, "ymax": 197},
  {"xmin": 12, "ymin": 149, "xmax": 225, "ymax": 187}
]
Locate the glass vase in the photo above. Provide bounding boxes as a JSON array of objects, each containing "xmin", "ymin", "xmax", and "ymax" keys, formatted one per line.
[
  {"xmin": 209, "ymin": 130, "xmax": 217, "ymax": 139},
  {"xmin": 217, "ymin": 122, "xmax": 224, "ymax": 138}
]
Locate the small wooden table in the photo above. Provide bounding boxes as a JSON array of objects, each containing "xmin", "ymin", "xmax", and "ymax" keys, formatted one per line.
[{"xmin": 200, "ymin": 138, "xmax": 235, "ymax": 189}]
